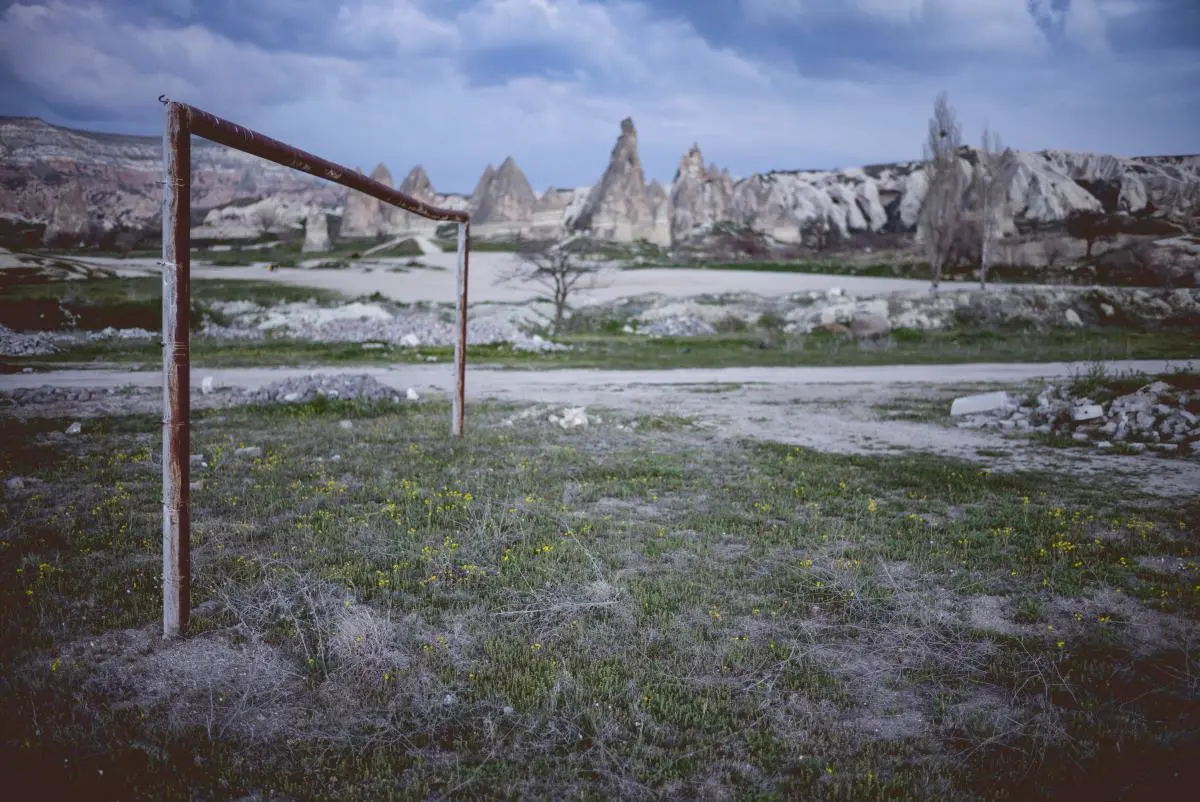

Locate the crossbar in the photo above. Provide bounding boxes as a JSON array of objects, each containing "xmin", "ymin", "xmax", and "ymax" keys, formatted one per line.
[{"xmin": 160, "ymin": 97, "xmax": 471, "ymax": 639}]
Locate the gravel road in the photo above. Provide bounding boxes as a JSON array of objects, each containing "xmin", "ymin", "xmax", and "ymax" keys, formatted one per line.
[{"xmin": 4, "ymin": 359, "xmax": 1197, "ymax": 497}]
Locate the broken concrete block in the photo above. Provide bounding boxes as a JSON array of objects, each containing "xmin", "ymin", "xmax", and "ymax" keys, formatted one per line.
[
  {"xmin": 1071, "ymin": 404, "xmax": 1104, "ymax": 422},
  {"xmin": 201, "ymin": 376, "xmax": 215, "ymax": 395},
  {"xmin": 950, "ymin": 391, "xmax": 1011, "ymax": 417}
]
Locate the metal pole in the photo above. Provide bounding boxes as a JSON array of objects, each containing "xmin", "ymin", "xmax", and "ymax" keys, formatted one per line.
[
  {"xmin": 162, "ymin": 101, "xmax": 191, "ymax": 639},
  {"xmin": 453, "ymin": 221, "xmax": 470, "ymax": 437}
]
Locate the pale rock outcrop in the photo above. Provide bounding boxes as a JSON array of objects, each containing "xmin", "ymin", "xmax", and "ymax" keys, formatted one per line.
[
  {"xmin": 571, "ymin": 118, "xmax": 659, "ymax": 243},
  {"xmin": 469, "ymin": 164, "xmax": 496, "ymax": 212},
  {"xmin": 391, "ymin": 165, "xmax": 438, "ymax": 235},
  {"xmin": 302, "ymin": 211, "xmax": 332, "ymax": 252},
  {"xmin": 42, "ymin": 184, "xmax": 90, "ymax": 245},
  {"xmin": 341, "ymin": 163, "xmax": 393, "ymax": 238},
  {"xmin": 670, "ymin": 144, "xmax": 734, "ymax": 240},
  {"xmin": 472, "ymin": 157, "xmax": 538, "ymax": 238},
  {"xmin": 5, "ymin": 114, "xmax": 1199, "ymax": 250},
  {"xmin": 645, "ymin": 180, "xmax": 672, "ymax": 247},
  {"xmin": 193, "ymin": 196, "xmax": 336, "ymax": 240},
  {"xmin": 531, "ymin": 186, "xmax": 568, "ymax": 237},
  {"xmin": 1006, "ymin": 151, "xmax": 1103, "ymax": 224}
]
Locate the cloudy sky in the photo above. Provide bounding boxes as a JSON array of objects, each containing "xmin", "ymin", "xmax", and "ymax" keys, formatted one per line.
[{"xmin": 1, "ymin": 0, "xmax": 1197, "ymax": 194}]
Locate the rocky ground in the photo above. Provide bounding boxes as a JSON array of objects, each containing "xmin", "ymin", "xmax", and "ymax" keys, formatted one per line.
[
  {"xmin": 4, "ymin": 280, "xmax": 1198, "ymax": 359},
  {"xmin": 953, "ymin": 378, "xmax": 1200, "ymax": 456},
  {"xmin": 0, "ymin": 373, "xmax": 423, "ymax": 421},
  {"xmin": 4, "ymin": 360, "xmax": 1198, "ymax": 498}
]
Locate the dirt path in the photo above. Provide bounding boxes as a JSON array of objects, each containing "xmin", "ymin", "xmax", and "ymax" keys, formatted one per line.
[
  {"xmin": 4, "ymin": 359, "xmax": 1197, "ymax": 497},
  {"xmin": 94, "ymin": 253, "xmax": 1070, "ymax": 305}
]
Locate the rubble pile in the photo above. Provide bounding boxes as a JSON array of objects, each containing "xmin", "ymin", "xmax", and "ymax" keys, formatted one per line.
[
  {"xmin": 247, "ymin": 373, "xmax": 410, "ymax": 405},
  {"xmin": 952, "ymin": 379, "xmax": 1200, "ymax": 455}
]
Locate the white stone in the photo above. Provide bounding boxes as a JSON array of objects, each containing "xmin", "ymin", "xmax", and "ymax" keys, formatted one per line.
[
  {"xmin": 338, "ymin": 420, "xmax": 354, "ymax": 430},
  {"xmin": 950, "ymin": 391, "xmax": 1011, "ymax": 417},
  {"xmin": 406, "ymin": 387, "xmax": 420, "ymax": 401},
  {"xmin": 200, "ymin": 376, "xmax": 215, "ymax": 395},
  {"xmin": 557, "ymin": 407, "xmax": 590, "ymax": 429},
  {"xmin": 66, "ymin": 422, "xmax": 82, "ymax": 435},
  {"xmin": 400, "ymin": 333, "xmax": 421, "ymax": 348},
  {"xmin": 235, "ymin": 446, "xmax": 263, "ymax": 458},
  {"xmin": 1071, "ymin": 404, "xmax": 1104, "ymax": 422},
  {"xmin": 1063, "ymin": 309, "xmax": 1083, "ymax": 327}
]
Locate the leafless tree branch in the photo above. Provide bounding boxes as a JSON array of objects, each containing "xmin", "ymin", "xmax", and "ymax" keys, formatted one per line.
[
  {"xmin": 500, "ymin": 242, "xmax": 609, "ymax": 333},
  {"xmin": 918, "ymin": 91, "xmax": 966, "ymax": 292}
]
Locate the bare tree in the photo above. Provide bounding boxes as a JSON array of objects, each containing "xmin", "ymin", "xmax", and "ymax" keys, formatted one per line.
[
  {"xmin": 250, "ymin": 204, "xmax": 281, "ymax": 237},
  {"xmin": 918, "ymin": 91, "xmax": 966, "ymax": 292},
  {"xmin": 1065, "ymin": 210, "xmax": 1119, "ymax": 258},
  {"xmin": 501, "ymin": 242, "xmax": 608, "ymax": 333},
  {"xmin": 973, "ymin": 125, "xmax": 1015, "ymax": 288}
]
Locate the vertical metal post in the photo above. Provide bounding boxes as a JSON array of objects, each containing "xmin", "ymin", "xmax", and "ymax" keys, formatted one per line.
[
  {"xmin": 453, "ymin": 221, "xmax": 470, "ymax": 437},
  {"xmin": 162, "ymin": 102, "xmax": 191, "ymax": 639}
]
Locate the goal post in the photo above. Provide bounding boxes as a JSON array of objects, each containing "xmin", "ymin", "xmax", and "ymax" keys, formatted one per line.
[{"xmin": 159, "ymin": 97, "xmax": 471, "ymax": 639}]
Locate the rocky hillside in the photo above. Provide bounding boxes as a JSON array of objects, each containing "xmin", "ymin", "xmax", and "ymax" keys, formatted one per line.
[
  {"xmin": 2, "ymin": 114, "xmax": 1197, "ymax": 248},
  {"xmin": 0, "ymin": 116, "xmax": 342, "ymax": 244}
]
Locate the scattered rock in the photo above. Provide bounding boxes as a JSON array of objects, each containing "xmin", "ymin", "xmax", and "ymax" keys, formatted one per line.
[
  {"xmin": 958, "ymin": 379, "xmax": 1198, "ymax": 458},
  {"xmin": 65, "ymin": 421, "xmax": 82, "ymax": 435},
  {"xmin": 549, "ymin": 407, "xmax": 590, "ymax": 429},
  {"xmin": 950, "ymin": 392, "xmax": 1012, "ymax": 417},
  {"xmin": 406, "ymin": 388, "xmax": 420, "ymax": 401},
  {"xmin": 338, "ymin": 420, "xmax": 354, "ymax": 430},
  {"xmin": 201, "ymin": 376, "xmax": 215, "ymax": 395}
]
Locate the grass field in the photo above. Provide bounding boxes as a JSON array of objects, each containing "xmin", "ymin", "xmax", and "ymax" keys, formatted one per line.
[
  {"xmin": 1, "ymin": 398, "xmax": 1197, "ymax": 800},
  {"xmin": 0, "ymin": 277, "xmax": 342, "ymax": 333},
  {"xmin": 7, "ymin": 327, "xmax": 1198, "ymax": 373}
]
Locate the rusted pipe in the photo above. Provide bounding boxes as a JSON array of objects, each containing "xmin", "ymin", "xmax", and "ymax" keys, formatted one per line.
[
  {"xmin": 453, "ymin": 221, "xmax": 470, "ymax": 436},
  {"xmin": 158, "ymin": 100, "xmax": 472, "ymax": 636},
  {"xmin": 161, "ymin": 101, "xmax": 191, "ymax": 639},
  {"xmin": 180, "ymin": 103, "xmax": 468, "ymax": 223}
]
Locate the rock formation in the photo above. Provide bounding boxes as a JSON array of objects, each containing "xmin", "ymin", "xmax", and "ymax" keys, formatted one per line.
[
  {"xmin": 3, "ymin": 114, "xmax": 1198, "ymax": 251},
  {"xmin": 341, "ymin": 163, "xmax": 393, "ymax": 239},
  {"xmin": 645, "ymin": 180, "xmax": 672, "ymax": 247},
  {"xmin": 302, "ymin": 211, "xmax": 332, "ymax": 252},
  {"xmin": 469, "ymin": 164, "xmax": 496, "ymax": 211},
  {"xmin": 669, "ymin": 144, "xmax": 734, "ymax": 240},
  {"xmin": 571, "ymin": 118, "xmax": 662, "ymax": 243},
  {"xmin": 0, "ymin": 116, "xmax": 340, "ymax": 243},
  {"xmin": 42, "ymin": 184, "xmax": 90, "ymax": 245},
  {"xmin": 392, "ymin": 166, "xmax": 438, "ymax": 235},
  {"xmin": 472, "ymin": 157, "xmax": 537, "ymax": 237}
]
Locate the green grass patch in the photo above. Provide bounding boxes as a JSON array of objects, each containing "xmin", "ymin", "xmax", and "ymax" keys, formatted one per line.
[
  {"xmin": 7, "ymin": 327, "xmax": 1197, "ymax": 372},
  {"xmin": 0, "ymin": 400, "xmax": 1197, "ymax": 799},
  {"xmin": 0, "ymin": 277, "xmax": 344, "ymax": 334}
]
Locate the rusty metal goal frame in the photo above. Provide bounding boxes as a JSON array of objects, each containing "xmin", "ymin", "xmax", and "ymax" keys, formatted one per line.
[{"xmin": 160, "ymin": 97, "xmax": 471, "ymax": 639}]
